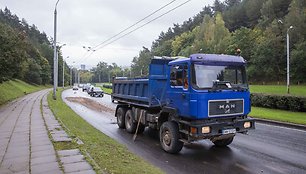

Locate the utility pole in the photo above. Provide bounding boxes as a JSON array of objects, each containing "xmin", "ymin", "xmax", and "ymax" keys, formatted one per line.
[
  {"xmin": 70, "ymin": 66, "xmax": 72, "ymax": 87},
  {"xmin": 62, "ymin": 56, "xmax": 69, "ymax": 88},
  {"xmin": 286, "ymin": 26, "xmax": 293, "ymax": 94},
  {"xmin": 53, "ymin": 0, "xmax": 60, "ymax": 100},
  {"xmin": 78, "ymin": 71, "xmax": 80, "ymax": 84}
]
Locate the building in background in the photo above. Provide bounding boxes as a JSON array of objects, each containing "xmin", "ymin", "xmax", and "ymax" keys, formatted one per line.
[{"xmin": 81, "ymin": 64, "xmax": 86, "ymax": 70}]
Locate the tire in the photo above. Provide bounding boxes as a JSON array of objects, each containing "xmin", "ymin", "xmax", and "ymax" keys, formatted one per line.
[
  {"xmin": 116, "ymin": 107, "xmax": 127, "ymax": 128},
  {"xmin": 125, "ymin": 109, "xmax": 137, "ymax": 133},
  {"xmin": 101, "ymin": 94, "xmax": 104, "ymax": 97},
  {"xmin": 212, "ymin": 137, "xmax": 234, "ymax": 147},
  {"xmin": 159, "ymin": 121, "xmax": 183, "ymax": 154}
]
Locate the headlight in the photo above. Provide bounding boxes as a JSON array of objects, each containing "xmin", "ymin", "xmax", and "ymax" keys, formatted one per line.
[
  {"xmin": 202, "ymin": 126, "xmax": 210, "ymax": 134},
  {"xmin": 244, "ymin": 122, "xmax": 251, "ymax": 128}
]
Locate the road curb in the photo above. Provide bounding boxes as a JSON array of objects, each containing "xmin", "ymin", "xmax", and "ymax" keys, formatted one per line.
[{"xmin": 255, "ymin": 118, "xmax": 306, "ymax": 131}]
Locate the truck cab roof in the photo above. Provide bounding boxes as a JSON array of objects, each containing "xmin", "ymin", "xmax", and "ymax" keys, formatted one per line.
[{"xmin": 167, "ymin": 54, "xmax": 246, "ymax": 66}]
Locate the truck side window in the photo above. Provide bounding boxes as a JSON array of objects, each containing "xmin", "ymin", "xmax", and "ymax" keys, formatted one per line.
[{"xmin": 170, "ymin": 65, "xmax": 188, "ymax": 88}]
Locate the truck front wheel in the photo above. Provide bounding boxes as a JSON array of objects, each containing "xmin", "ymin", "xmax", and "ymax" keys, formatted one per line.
[
  {"xmin": 212, "ymin": 137, "xmax": 234, "ymax": 147},
  {"xmin": 160, "ymin": 121, "xmax": 183, "ymax": 154},
  {"xmin": 116, "ymin": 107, "xmax": 127, "ymax": 128},
  {"xmin": 125, "ymin": 109, "xmax": 137, "ymax": 133}
]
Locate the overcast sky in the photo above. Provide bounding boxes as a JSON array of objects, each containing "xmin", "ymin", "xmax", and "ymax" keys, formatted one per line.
[{"xmin": 0, "ymin": 0, "xmax": 214, "ymax": 69}]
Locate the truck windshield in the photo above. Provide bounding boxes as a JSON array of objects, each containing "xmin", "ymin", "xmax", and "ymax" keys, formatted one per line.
[{"xmin": 192, "ymin": 64, "xmax": 247, "ymax": 90}]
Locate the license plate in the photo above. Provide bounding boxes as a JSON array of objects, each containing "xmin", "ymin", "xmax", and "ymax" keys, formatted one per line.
[{"xmin": 222, "ymin": 129, "xmax": 236, "ymax": 135}]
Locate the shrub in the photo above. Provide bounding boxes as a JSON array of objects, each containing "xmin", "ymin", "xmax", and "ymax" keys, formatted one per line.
[
  {"xmin": 251, "ymin": 93, "xmax": 306, "ymax": 112},
  {"xmin": 103, "ymin": 84, "xmax": 112, "ymax": 89}
]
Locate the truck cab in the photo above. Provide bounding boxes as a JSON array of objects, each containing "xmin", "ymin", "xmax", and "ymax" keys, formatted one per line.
[{"xmin": 167, "ymin": 54, "xmax": 249, "ymax": 119}]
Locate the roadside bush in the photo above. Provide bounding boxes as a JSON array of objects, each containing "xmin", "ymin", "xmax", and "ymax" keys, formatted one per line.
[
  {"xmin": 103, "ymin": 84, "xmax": 112, "ymax": 89},
  {"xmin": 251, "ymin": 93, "xmax": 306, "ymax": 112}
]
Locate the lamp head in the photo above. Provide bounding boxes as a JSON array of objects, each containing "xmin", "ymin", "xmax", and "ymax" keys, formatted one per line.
[{"xmin": 278, "ymin": 19, "xmax": 283, "ymax": 24}]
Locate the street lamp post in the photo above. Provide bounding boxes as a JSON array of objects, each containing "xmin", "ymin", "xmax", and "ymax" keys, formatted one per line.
[
  {"xmin": 53, "ymin": 0, "xmax": 60, "ymax": 100},
  {"xmin": 286, "ymin": 26, "xmax": 293, "ymax": 94},
  {"xmin": 69, "ymin": 66, "xmax": 72, "ymax": 87},
  {"xmin": 63, "ymin": 56, "xmax": 69, "ymax": 88}
]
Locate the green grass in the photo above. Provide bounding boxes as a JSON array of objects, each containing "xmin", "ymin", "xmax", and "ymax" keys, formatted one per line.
[
  {"xmin": 101, "ymin": 86, "xmax": 112, "ymax": 94},
  {"xmin": 47, "ymin": 89, "xmax": 163, "ymax": 174},
  {"xmin": 250, "ymin": 85, "xmax": 306, "ymax": 96},
  {"xmin": 0, "ymin": 79, "xmax": 49, "ymax": 105},
  {"xmin": 250, "ymin": 107, "xmax": 306, "ymax": 125},
  {"xmin": 96, "ymin": 84, "xmax": 112, "ymax": 94}
]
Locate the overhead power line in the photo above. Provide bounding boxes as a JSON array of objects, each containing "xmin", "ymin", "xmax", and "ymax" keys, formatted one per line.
[
  {"xmin": 95, "ymin": 0, "xmax": 191, "ymax": 51},
  {"xmin": 78, "ymin": 0, "xmax": 178, "ymax": 64},
  {"xmin": 79, "ymin": 0, "xmax": 191, "ymax": 64},
  {"xmin": 92, "ymin": 0, "xmax": 178, "ymax": 50}
]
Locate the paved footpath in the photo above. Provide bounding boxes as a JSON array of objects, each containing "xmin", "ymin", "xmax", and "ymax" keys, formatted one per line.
[{"xmin": 0, "ymin": 89, "xmax": 95, "ymax": 174}]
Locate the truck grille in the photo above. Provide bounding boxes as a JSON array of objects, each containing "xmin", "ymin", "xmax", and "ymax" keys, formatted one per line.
[{"xmin": 208, "ymin": 99, "xmax": 244, "ymax": 117}]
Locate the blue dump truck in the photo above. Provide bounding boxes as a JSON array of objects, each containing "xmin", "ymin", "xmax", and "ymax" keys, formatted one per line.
[{"xmin": 112, "ymin": 53, "xmax": 255, "ymax": 153}]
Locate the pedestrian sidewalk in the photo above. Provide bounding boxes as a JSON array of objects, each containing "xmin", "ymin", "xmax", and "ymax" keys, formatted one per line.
[{"xmin": 0, "ymin": 90, "xmax": 95, "ymax": 174}]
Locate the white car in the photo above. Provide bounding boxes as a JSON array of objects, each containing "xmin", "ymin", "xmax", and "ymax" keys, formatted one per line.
[{"xmin": 72, "ymin": 86, "xmax": 78, "ymax": 90}]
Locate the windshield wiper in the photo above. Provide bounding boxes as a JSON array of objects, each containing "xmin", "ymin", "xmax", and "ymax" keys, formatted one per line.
[
  {"xmin": 208, "ymin": 81, "xmax": 231, "ymax": 92},
  {"xmin": 208, "ymin": 81, "xmax": 248, "ymax": 92}
]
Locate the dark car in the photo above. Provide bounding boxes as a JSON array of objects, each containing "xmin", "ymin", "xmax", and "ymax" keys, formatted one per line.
[{"xmin": 90, "ymin": 87, "xmax": 104, "ymax": 97}]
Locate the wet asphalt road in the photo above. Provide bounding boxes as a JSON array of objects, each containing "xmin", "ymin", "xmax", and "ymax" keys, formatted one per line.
[{"xmin": 63, "ymin": 89, "xmax": 306, "ymax": 174}]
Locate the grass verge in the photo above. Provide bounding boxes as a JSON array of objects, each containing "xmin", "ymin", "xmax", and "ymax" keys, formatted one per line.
[
  {"xmin": 250, "ymin": 107, "xmax": 306, "ymax": 125},
  {"xmin": 47, "ymin": 89, "xmax": 163, "ymax": 174},
  {"xmin": 102, "ymin": 87, "xmax": 112, "ymax": 94},
  {"xmin": 97, "ymin": 84, "xmax": 112, "ymax": 94},
  {"xmin": 250, "ymin": 85, "xmax": 306, "ymax": 96},
  {"xmin": 0, "ymin": 79, "xmax": 49, "ymax": 105}
]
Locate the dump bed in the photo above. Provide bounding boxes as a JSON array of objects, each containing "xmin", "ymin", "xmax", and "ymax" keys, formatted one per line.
[{"xmin": 112, "ymin": 58, "xmax": 173, "ymax": 108}]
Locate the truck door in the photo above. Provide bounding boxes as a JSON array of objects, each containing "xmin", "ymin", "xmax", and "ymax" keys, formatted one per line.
[{"xmin": 168, "ymin": 64, "xmax": 190, "ymax": 117}]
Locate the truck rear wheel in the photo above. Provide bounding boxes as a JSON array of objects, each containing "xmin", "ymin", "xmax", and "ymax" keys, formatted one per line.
[
  {"xmin": 116, "ymin": 107, "xmax": 127, "ymax": 128},
  {"xmin": 125, "ymin": 109, "xmax": 137, "ymax": 133},
  {"xmin": 159, "ymin": 121, "xmax": 183, "ymax": 154},
  {"xmin": 212, "ymin": 137, "xmax": 234, "ymax": 147}
]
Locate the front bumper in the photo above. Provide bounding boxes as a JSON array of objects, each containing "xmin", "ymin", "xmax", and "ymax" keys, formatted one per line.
[{"xmin": 180, "ymin": 117, "xmax": 255, "ymax": 142}]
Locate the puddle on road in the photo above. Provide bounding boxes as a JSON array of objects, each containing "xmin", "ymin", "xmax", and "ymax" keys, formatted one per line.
[{"xmin": 66, "ymin": 97, "xmax": 115, "ymax": 114}]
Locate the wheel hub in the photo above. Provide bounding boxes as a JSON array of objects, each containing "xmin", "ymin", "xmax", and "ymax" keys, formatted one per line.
[{"xmin": 163, "ymin": 130, "xmax": 171, "ymax": 146}]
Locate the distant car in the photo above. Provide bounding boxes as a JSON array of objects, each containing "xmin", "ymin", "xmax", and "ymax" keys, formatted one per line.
[
  {"xmin": 78, "ymin": 84, "xmax": 84, "ymax": 88},
  {"xmin": 82, "ymin": 84, "xmax": 91, "ymax": 92},
  {"xmin": 82, "ymin": 85, "xmax": 88, "ymax": 92},
  {"xmin": 87, "ymin": 85, "xmax": 94, "ymax": 94},
  {"xmin": 90, "ymin": 87, "xmax": 104, "ymax": 97},
  {"xmin": 72, "ymin": 85, "xmax": 78, "ymax": 90}
]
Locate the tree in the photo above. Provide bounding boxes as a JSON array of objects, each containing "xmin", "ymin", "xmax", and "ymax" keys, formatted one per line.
[
  {"xmin": 213, "ymin": 0, "xmax": 226, "ymax": 13},
  {"xmin": 223, "ymin": 3, "xmax": 248, "ymax": 31},
  {"xmin": 259, "ymin": 0, "xmax": 292, "ymax": 28},
  {"xmin": 171, "ymin": 31, "xmax": 194, "ymax": 56},
  {"xmin": 291, "ymin": 41, "xmax": 306, "ymax": 83},
  {"xmin": 249, "ymin": 28, "xmax": 285, "ymax": 82},
  {"xmin": 152, "ymin": 39, "xmax": 173, "ymax": 56},
  {"xmin": 24, "ymin": 59, "xmax": 42, "ymax": 84},
  {"xmin": 284, "ymin": 0, "xmax": 306, "ymax": 45},
  {"xmin": 0, "ymin": 23, "xmax": 27, "ymax": 82},
  {"xmin": 131, "ymin": 47, "xmax": 151, "ymax": 77},
  {"xmin": 224, "ymin": 0, "xmax": 241, "ymax": 9},
  {"xmin": 226, "ymin": 27, "xmax": 262, "ymax": 60},
  {"xmin": 244, "ymin": 0, "xmax": 267, "ymax": 28},
  {"xmin": 0, "ymin": 8, "xmax": 54, "ymax": 84}
]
